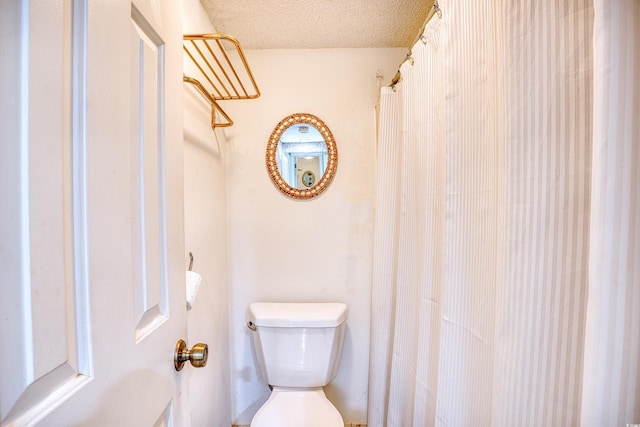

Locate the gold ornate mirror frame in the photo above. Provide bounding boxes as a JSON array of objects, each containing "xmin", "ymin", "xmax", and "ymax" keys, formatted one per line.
[{"xmin": 266, "ymin": 113, "xmax": 338, "ymax": 200}]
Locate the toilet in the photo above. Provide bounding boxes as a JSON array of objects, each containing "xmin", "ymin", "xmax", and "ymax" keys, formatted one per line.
[{"xmin": 247, "ymin": 302, "xmax": 348, "ymax": 427}]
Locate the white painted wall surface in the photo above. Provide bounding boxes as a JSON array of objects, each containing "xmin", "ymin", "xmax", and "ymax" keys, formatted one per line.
[
  {"xmin": 223, "ymin": 48, "xmax": 404, "ymax": 424},
  {"xmin": 182, "ymin": 0, "xmax": 232, "ymax": 425}
]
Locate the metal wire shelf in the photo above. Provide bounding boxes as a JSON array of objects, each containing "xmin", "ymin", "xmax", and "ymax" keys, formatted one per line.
[{"xmin": 183, "ymin": 33, "xmax": 260, "ymax": 128}]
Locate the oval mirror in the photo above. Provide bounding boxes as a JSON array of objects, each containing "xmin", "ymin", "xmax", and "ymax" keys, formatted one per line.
[{"xmin": 266, "ymin": 113, "xmax": 338, "ymax": 200}]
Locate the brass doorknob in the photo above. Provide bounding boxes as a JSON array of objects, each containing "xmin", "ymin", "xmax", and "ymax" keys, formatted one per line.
[{"xmin": 174, "ymin": 339, "xmax": 208, "ymax": 371}]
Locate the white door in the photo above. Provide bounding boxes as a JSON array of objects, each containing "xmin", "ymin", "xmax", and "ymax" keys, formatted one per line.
[{"xmin": 0, "ymin": 0, "xmax": 190, "ymax": 425}]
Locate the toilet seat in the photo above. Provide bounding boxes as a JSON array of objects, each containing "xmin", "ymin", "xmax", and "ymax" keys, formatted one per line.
[{"xmin": 250, "ymin": 387, "xmax": 343, "ymax": 427}]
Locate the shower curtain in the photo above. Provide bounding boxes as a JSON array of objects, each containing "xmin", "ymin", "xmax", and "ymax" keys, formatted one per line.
[{"xmin": 368, "ymin": 0, "xmax": 640, "ymax": 426}]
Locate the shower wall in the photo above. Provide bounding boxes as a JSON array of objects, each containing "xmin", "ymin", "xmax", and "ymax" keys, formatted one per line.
[
  {"xmin": 222, "ymin": 48, "xmax": 404, "ymax": 424},
  {"xmin": 183, "ymin": 0, "xmax": 232, "ymax": 426}
]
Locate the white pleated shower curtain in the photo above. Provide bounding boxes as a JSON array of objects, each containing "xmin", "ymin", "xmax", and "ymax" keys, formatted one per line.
[{"xmin": 368, "ymin": 1, "xmax": 640, "ymax": 426}]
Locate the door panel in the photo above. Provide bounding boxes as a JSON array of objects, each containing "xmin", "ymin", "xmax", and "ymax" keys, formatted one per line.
[
  {"xmin": 0, "ymin": 0, "xmax": 187, "ymax": 425},
  {"xmin": 130, "ymin": 6, "xmax": 170, "ymax": 342},
  {"xmin": 0, "ymin": 1, "xmax": 93, "ymax": 425}
]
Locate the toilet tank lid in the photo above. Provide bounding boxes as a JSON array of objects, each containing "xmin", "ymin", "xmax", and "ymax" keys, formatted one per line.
[{"xmin": 249, "ymin": 302, "xmax": 348, "ymax": 328}]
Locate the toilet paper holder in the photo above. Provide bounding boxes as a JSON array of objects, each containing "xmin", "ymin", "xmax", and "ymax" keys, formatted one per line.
[{"xmin": 185, "ymin": 252, "xmax": 202, "ymax": 311}]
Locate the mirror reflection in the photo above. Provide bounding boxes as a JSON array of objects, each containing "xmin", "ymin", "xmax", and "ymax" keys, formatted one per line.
[
  {"xmin": 276, "ymin": 124, "xmax": 327, "ymax": 189},
  {"xmin": 266, "ymin": 113, "xmax": 338, "ymax": 200}
]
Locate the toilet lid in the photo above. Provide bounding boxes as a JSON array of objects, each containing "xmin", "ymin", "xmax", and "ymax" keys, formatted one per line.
[{"xmin": 251, "ymin": 388, "xmax": 343, "ymax": 427}]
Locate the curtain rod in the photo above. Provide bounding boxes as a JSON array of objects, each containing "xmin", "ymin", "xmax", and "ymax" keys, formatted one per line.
[{"xmin": 389, "ymin": 1, "xmax": 442, "ymax": 87}]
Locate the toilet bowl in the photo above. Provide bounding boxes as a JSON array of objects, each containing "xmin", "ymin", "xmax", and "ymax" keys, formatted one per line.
[{"xmin": 247, "ymin": 302, "xmax": 348, "ymax": 427}]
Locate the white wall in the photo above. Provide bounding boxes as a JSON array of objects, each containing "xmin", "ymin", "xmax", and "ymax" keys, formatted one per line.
[
  {"xmin": 182, "ymin": 0, "xmax": 232, "ymax": 426},
  {"xmin": 223, "ymin": 48, "xmax": 404, "ymax": 424}
]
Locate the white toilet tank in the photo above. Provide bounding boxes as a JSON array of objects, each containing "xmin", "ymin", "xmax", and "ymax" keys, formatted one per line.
[{"xmin": 248, "ymin": 302, "xmax": 348, "ymax": 388}]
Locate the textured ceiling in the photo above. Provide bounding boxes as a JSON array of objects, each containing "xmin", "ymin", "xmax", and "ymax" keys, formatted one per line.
[{"xmin": 199, "ymin": 0, "xmax": 434, "ymax": 49}]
